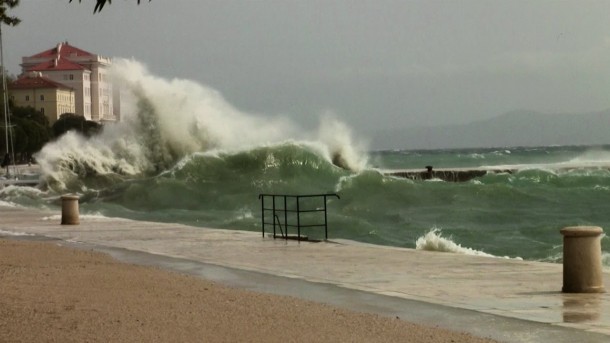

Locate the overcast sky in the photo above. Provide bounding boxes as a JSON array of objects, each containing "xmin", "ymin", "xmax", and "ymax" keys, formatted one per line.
[{"xmin": 4, "ymin": 0, "xmax": 610, "ymax": 146}]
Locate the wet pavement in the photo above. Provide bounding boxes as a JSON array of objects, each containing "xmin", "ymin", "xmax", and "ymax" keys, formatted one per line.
[{"xmin": 1, "ymin": 205, "xmax": 609, "ymax": 342}]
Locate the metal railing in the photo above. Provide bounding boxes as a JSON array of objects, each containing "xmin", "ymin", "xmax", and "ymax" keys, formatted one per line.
[{"xmin": 258, "ymin": 193, "xmax": 340, "ymax": 241}]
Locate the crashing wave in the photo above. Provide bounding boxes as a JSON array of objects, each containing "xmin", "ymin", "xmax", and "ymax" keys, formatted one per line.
[
  {"xmin": 34, "ymin": 59, "xmax": 368, "ymax": 190},
  {"xmin": 415, "ymin": 228, "xmax": 496, "ymax": 258}
]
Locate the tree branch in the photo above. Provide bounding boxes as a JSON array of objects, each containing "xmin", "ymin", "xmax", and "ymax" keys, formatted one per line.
[
  {"xmin": 69, "ymin": 0, "xmax": 151, "ymax": 14},
  {"xmin": 0, "ymin": 0, "xmax": 21, "ymax": 26}
]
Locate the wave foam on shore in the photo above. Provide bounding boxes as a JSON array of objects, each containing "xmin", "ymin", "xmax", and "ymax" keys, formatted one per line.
[{"xmin": 415, "ymin": 228, "xmax": 522, "ymax": 260}]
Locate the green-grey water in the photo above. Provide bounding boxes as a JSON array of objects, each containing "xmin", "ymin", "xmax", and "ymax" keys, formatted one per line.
[
  {"xmin": 3, "ymin": 144, "xmax": 610, "ymax": 264},
  {"xmin": 2, "ymin": 60, "xmax": 609, "ymax": 265}
]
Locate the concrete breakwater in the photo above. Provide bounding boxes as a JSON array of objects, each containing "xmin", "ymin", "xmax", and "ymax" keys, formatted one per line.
[
  {"xmin": 384, "ymin": 162, "xmax": 610, "ymax": 182},
  {"xmin": 385, "ymin": 166, "xmax": 515, "ymax": 182}
]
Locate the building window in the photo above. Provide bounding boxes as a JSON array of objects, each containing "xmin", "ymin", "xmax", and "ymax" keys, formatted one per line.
[
  {"xmin": 25, "ymin": 95, "xmax": 29, "ymax": 101},
  {"xmin": 40, "ymin": 95, "xmax": 44, "ymax": 101}
]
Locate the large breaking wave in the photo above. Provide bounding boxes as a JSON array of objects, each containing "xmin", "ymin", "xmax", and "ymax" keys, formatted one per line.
[{"xmin": 34, "ymin": 59, "xmax": 368, "ymax": 191}]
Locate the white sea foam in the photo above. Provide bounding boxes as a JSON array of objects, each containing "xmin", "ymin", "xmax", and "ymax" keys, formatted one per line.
[
  {"xmin": 34, "ymin": 59, "xmax": 368, "ymax": 190},
  {"xmin": 80, "ymin": 212, "xmax": 115, "ymax": 220},
  {"xmin": 540, "ymin": 252, "xmax": 562, "ymax": 264},
  {"xmin": 415, "ymin": 228, "xmax": 496, "ymax": 257},
  {"xmin": 41, "ymin": 214, "xmax": 61, "ymax": 221},
  {"xmin": 233, "ymin": 207, "xmax": 253, "ymax": 221},
  {"xmin": 0, "ymin": 185, "xmax": 46, "ymax": 198},
  {"xmin": 415, "ymin": 228, "xmax": 522, "ymax": 260},
  {"xmin": 0, "ymin": 200, "xmax": 17, "ymax": 207},
  {"xmin": 41, "ymin": 213, "xmax": 112, "ymax": 221},
  {"xmin": 481, "ymin": 152, "xmax": 610, "ymax": 174},
  {"xmin": 334, "ymin": 174, "xmax": 359, "ymax": 193},
  {"xmin": 568, "ymin": 149, "xmax": 610, "ymax": 164},
  {"xmin": 0, "ymin": 185, "xmax": 48, "ymax": 209},
  {"xmin": 545, "ymin": 252, "xmax": 610, "ymax": 268},
  {"xmin": 0, "ymin": 229, "xmax": 34, "ymax": 236}
]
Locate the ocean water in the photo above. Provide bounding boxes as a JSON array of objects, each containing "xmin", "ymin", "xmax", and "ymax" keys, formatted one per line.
[{"xmin": 1, "ymin": 59, "xmax": 609, "ymax": 265}]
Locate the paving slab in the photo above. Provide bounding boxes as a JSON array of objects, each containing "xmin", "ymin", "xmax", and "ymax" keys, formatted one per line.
[{"xmin": 1, "ymin": 205, "xmax": 610, "ymax": 342}]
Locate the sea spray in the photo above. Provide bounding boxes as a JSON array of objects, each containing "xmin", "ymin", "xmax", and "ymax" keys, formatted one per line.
[
  {"xmin": 313, "ymin": 112, "xmax": 368, "ymax": 172},
  {"xmin": 115, "ymin": 60, "xmax": 296, "ymax": 152},
  {"xmin": 568, "ymin": 149, "xmax": 610, "ymax": 164},
  {"xmin": 34, "ymin": 59, "xmax": 368, "ymax": 190}
]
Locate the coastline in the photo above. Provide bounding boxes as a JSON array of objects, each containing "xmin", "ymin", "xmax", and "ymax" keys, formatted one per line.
[{"xmin": 1, "ymin": 205, "xmax": 610, "ymax": 342}]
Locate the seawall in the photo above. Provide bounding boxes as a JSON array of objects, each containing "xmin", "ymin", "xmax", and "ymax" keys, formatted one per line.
[
  {"xmin": 384, "ymin": 162, "xmax": 610, "ymax": 182},
  {"xmin": 384, "ymin": 166, "xmax": 515, "ymax": 182}
]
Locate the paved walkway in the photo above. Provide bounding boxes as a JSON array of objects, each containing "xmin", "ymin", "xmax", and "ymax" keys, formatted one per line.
[{"xmin": 1, "ymin": 205, "xmax": 610, "ymax": 342}]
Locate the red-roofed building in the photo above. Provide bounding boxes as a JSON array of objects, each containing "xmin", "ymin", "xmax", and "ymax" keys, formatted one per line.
[
  {"xmin": 27, "ymin": 58, "xmax": 87, "ymax": 72},
  {"xmin": 20, "ymin": 42, "xmax": 118, "ymax": 122},
  {"xmin": 9, "ymin": 72, "xmax": 76, "ymax": 124},
  {"xmin": 26, "ymin": 43, "xmax": 95, "ymax": 60}
]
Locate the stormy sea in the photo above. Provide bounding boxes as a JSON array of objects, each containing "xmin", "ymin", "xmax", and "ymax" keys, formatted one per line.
[{"xmin": 1, "ymin": 59, "xmax": 609, "ymax": 266}]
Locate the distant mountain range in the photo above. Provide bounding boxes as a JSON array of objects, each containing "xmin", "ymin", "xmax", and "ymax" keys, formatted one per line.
[{"xmin": 371, "ymin": 109, "xmax": 610, "ymax": 150}]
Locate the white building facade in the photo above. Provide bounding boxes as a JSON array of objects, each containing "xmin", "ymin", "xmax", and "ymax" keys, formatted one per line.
[{"xmin": 20, "ymin": 42, "xmax": 118, "ymax": 122}]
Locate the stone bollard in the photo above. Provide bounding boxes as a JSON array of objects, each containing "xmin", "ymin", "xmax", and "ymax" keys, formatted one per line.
[
  {"xmin": 61, "ymin": 194, "xmax": 80, "ymax": 225},
  {"xmin": 560, "ymin": 226, "xmax": 605, "ymax": 293}
]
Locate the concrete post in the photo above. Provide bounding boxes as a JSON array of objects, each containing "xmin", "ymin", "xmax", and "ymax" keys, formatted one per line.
[
  {"xmin": 61, "ymin": 194, "xmax": 80, "ymax": 225},
  {"xmin": 560, "ymin": 226, "xmax": 605, "ymax": 293}
]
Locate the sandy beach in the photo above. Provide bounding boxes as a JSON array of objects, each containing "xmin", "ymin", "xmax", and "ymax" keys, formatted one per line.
[{"xmin": 0, "ymin": 238, "xmax": 498, "ymax": 342}]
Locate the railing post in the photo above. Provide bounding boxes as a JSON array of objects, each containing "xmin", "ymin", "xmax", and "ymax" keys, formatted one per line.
[
  {"xmin": 296, "ymin": 196, "xmax": 301, "ymax": 242},
  {"xmin": 260, "ymin": 195, "xmax": 265, "ymax": 237},
  {"xmin": 284, "ymin": 196, "xmax": 288, "ymax": 239},
  {"xmin": 272, "ymin": 196, "xmax": 276, "ymax": 238},
  {"xmin": 323, "ymin": 195, "xmax": 328, "ymax": 240}
]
